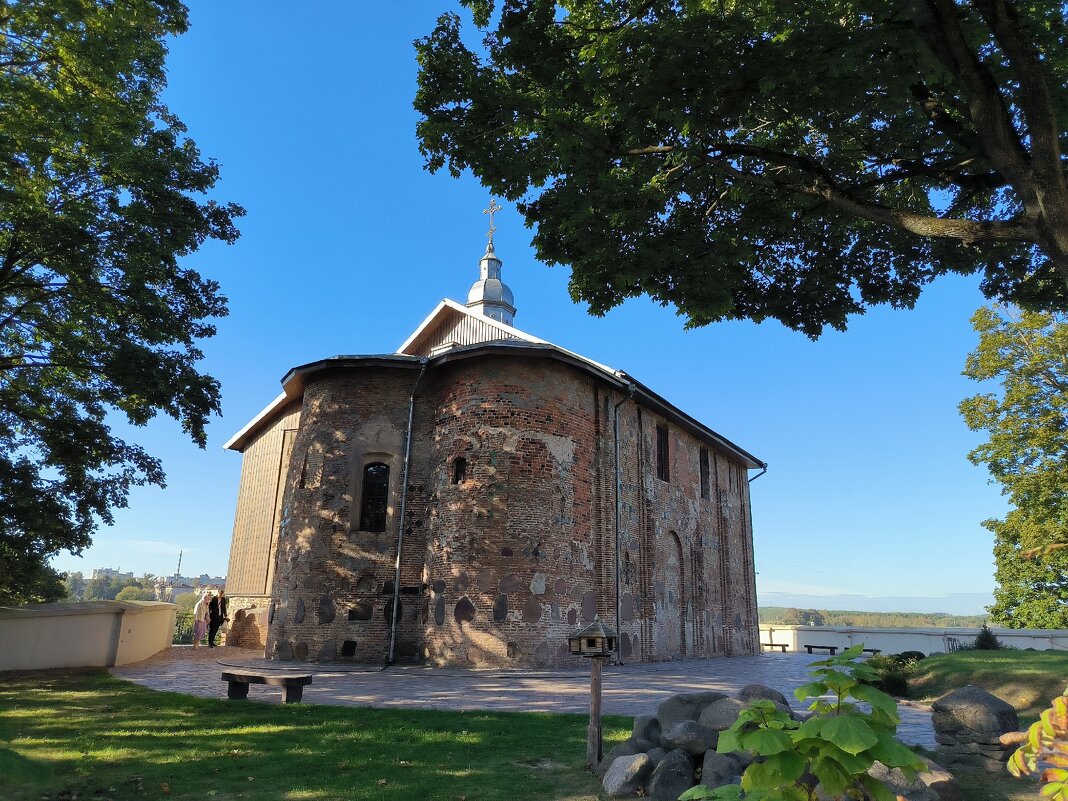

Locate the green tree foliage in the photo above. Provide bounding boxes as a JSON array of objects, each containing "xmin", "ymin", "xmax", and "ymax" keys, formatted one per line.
[
  {"xmin": 114, "ymin": 585, "xmax": 155, "ymax": 602},
  {"xmin": 0, "ymin": 1, "xmax": 242, "ymax": 606},
  {"xmin": 415, "ymin": 1, "xmax": 1068, "ymax": 338},
  {"xmin": 961, "ymin": 306, "xmax": 1068, "ymax": 628},
  {"xmin": 62, "ymin": 570, "xmax": 85, "ymax": 601}
]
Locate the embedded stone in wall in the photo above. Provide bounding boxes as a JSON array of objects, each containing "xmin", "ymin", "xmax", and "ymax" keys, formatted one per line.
[
  {"xmin": 348, "ymin": 602, "xmax": 373, "ymax": 621},
  {"xmin": 500, "ymin": 574, "xmax": 522, "ymax": 593},
  {"xmin": 293, "ymin": 598, "xmax": 306, "ymax": 624},
  {"xmin": 396, "ymin": 641, "xmax": 418, "ymax": 660},
  {"xmin": 318, "ymin": 639, "xmax": 337, "ymax": 661},
  {"xmin": 500, "ymin": 546, "xmax": 513, "ymax": 557},
  {"xmin": 621, "ymin": 593, "xmax": 635, "ymax": 621},
  {"xmin": 319, "ymin": 596, "xmax": 336, "ymax": 624},
  {"xmin": 530, "ymin": 573, "xmax": 547, "ymax": 595},
  {"xmin": 567, "ymin": 608, "xmax": 577, "ymax": 625},
  {"xmin": 454, "ymin": 596, "xmax": 476, "ymax": 623},
  {"xmin": 276, "ymin": 640, "xmax": 293, "ymax": 660},
  {"xmin": 493, "ymin": 594, "xmax": 508, "ymax": 623},
  {"xmin": 533, "ymin": 641, "xmax": 550, "ymax": 665},
  {"xmin": 404, "ymin": 605, "xmax": 419, "ymax": 623},
  {"xmin": 734, "ymin": 613, "xmax": 743, "ymax": 628},
  {"xmin": 432, "ymin": 579, "xmax": 446, "ymax": 593},
  {"xmin": 554, "ymin": 578, "xmax": 567, "ymax": 595},
  {"xmin": 507, "ymin": 641, "xmax": 519, "ymax": 658},
  {"xmin": 268, "ymin": 602, "xmax": 276, "ymax": 624},
  {"xmin": 341, "ymin": 640, "xmax": 357, "ymax": 658},
  {"xmin": 581, "ymin": 591, "xmax": 597, "ymax": 622},
  {"xmin": 295, "ymin": 641, "xmax": 309, "ymax": 661},
  {"xmin": 550, "ymin": 604, "xmax": 560, "ymax": 622},
  {"xmin": 621, "ymin": 633, "xmax": 633, "ymax": 658},
  {"xmin": 477, "ymin": 569, "xmax": 496, "ymax": 592},
  {"xmin": 522, "ymin": 597, "xmax": 542, "ymax": 623},
  {"xmin": 434, "ymin": 595, "xmax": 445, "ymax": 625},
  {"xmin": 455, "ymin": 571, "xmax": 470, "ymax": 591}
]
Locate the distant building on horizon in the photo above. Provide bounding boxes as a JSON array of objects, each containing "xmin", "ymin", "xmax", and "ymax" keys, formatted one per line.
[{"xmin": 90, "ymin": 568, "xmax": 134, "ymax": 582}]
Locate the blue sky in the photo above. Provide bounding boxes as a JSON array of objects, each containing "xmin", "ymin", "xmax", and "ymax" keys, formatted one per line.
[{"xmin": 51, "ymin": 2, "xmax": 1006, "ymax": 615}]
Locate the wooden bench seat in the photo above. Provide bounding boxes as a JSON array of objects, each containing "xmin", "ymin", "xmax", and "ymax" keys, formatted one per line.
[
  {"xmin": 761, "ymin": 643, "xmax": 787, "ymax": 652},
  {"xmin": 804, "ymin": 644, "xmax": 837, "ymax": 655},
  {"xmin": 221, "ymin": 671, "xmax": 313, "ymax": 704}
]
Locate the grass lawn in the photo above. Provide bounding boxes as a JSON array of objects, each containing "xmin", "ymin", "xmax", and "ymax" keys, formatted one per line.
[
  {"xmin": 0, "ymin": 671, "xmax": 630, "ymax": 801},
  {"xmin": 907, "ymin": 649, "xmax": 1068, "ymax": 723}
]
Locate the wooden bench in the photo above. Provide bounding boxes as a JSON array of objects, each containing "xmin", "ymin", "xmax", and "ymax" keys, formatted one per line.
[
  {"xmin": 804, "ymin": 645, "xmax": 837, "ymax": 655},
  {"xmin": 862, "ymin": 648, "xmax": 881, "ymax": 655},
  {"xmin": 221, "ymin": 671, "xmax": 313, "ymax": 704},
  {"xmin": 762, "ymin": 643, "xmax": 787, "ymax": 652}
]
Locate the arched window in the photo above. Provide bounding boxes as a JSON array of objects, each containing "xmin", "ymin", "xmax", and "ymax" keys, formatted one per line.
[{"xmin": 359, "ymin": 463, "xmax": 389, "ymax": 532}]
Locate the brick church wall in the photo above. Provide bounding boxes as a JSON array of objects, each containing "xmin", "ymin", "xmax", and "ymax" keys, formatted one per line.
[{"xmin": 253, "ymin": 351, "xmax": 758, "ymax": 666}]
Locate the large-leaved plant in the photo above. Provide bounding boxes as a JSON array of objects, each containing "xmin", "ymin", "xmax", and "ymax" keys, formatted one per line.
[{"xmin": 681, "ymin": 645, "xmax": 925, "ymax": 800}]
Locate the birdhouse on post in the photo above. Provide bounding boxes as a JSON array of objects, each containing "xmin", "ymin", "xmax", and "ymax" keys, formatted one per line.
[
  {"xmin": 568, "ymin": 619, "xmax": 618, "ymax": 767},
  {"xmin": 568, "ymin": 619, "xmax": 618, "ymax": 658}
]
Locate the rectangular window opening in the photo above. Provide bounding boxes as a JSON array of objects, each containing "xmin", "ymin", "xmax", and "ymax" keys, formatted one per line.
[
  {"xmin": 656, "ymin": 424, "xmax": 670, "ymax": 482},
  {"xmin": 699, "ymin": 447, "xmax": 710, "ymax": 499},
  {"xmin": 452, "ymin": 456, "xmax": 467, "ymax": 484}
]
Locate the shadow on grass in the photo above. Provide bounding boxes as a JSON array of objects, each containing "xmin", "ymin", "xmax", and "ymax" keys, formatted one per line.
[{"xmin": 0, "ymin": 672, "xmax": 631, "ymax": 801}]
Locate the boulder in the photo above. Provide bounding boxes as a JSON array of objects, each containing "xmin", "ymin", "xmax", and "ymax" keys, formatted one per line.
[
  {"xmin": 661, "ymin": 720, "xmax": 718, "ymax": 755},
  {"xmin": 646, "ymin": 747, "xmax": 667, "ymax": 766},
  {"xmin": 699, "ymin": 697, "xmax": 747, "ymax": 731},
  {"xmin": 917, "ymin": 758, "xmax": 963, "ymax": 801},
  {"xmin": 931, "ymin": 686, "xmax": 1019, "ymax": 736},
  {"xmin": 657, "ymin": 691, "xmax": 727, "ymax": 729},
  {"xmin": 596, "ymin": 738, "xmax": 641, "ymax": 777},
  {"xmin": 603, "ymin": 753, "xmax": 654, "ymax": 797},
  {"xmin": 647, "ymin": 748, "xmax": 695, "ymax": 801},
  {"xmin": 701, "ymin": 750, "xmax": 745, "ymax": 788},
  {"xmin": 635, "ymin": 738, "xmax": 658, "ymax": 752},
  {"xmin": 867, "ymin": 761, "xmax": 939, "ymax": 801},
  {"xmin": 632, "ymin": 713, "xmax": 662, "ymax": 747},
  {"xmin": 737, "ymin": 683, "xmax": 791, "ymax": 709}
]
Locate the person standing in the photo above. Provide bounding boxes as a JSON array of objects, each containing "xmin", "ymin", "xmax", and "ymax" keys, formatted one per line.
[
  {"xmin": 192, "ymin": 591, "xmax": 211, "ymax": 648},
  {"xmin": 208, "ymin": 588, "xmax": 228, "ymax": 647}
]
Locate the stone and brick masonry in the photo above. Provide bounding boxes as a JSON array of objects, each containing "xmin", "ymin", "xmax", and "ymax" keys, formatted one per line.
[{"xmin": 231, "ymin": 347, "xmax": 759, "ymax": 667}]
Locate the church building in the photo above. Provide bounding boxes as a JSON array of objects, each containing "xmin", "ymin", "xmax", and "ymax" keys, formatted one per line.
[{"xmin": 223, "ymin": 210, "xmax": 764, "ymax": 666}]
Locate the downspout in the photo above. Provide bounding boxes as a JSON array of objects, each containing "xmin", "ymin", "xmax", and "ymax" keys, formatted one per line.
[
  {"xmin": 748, "ymin": 464, "xmax": 768, "ymax": 483},
  {"xmin": 386, "ymin": 357, "xmax": 428, "ymax": 666},
  {"xmin": 613, "ymin": 383, "xmax": 635, "ymax": 664}
]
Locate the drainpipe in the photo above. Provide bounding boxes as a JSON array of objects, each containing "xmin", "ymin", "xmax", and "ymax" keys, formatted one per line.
[
  {"xmin": 748, "ymin": 464, "xmax": 768, "ymax": 483},
  {"xmin": 613, "ymin": 383, "xmax": 635, "ymax": 665},
  {"xmin": 386, "ymin": 358, "xmax": 428, "ymax": 666}
]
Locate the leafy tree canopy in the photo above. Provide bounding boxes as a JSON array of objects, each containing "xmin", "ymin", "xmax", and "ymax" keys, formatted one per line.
[
  {"xmin": 960, "ymin": 306, "xmax": 1068, "ymax": 628},
  {"xmin": 0, "ymin": 1, "xmax": 242, "ymax": 605},
  {"xmin": 415, "ymin": 0, "xmax": 1068, "ymax": 337}
]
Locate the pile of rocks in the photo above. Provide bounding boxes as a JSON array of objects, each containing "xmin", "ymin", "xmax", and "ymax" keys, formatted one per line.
[
  {"xmin": 597, "ymin": 684, "xmax": 789, "ymax": 800},
  {"xmin": 933, "ymin": 685, "xmax": 1022, "ymax": 774},
  {"xmin": 599, "ymin": 684, "xmax": 961, "ymax": 801}
]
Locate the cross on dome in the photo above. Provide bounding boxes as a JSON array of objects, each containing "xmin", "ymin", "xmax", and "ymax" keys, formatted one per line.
[{"xmin": 468, "ymin": 198, "xmax": 515, "ymax": 325}]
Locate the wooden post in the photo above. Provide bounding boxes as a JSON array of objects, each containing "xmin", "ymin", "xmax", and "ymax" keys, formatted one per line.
[{"xmin": 586, "ymin": 656, "xmax": 603, "ymax": 767}]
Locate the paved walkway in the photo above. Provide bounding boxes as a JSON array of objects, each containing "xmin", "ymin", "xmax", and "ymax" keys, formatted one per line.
[{"xmin": 112, "ymin": 647, "xmax": 935, "ymax": 748}]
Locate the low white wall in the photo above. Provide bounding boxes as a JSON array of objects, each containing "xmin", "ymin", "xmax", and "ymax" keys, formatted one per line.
[
  {"xmin": 758, "ymin": 624, "xmax": 1068, "ymax": 655},
  {"xmin": 0, "ymin": 600, "xmax": 177, "ymax": 671}
]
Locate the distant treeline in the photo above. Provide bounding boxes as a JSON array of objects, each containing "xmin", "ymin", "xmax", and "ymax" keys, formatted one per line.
[{"xmin": 758, "ymin": 607, "xmax": 989, "ymax": 628}]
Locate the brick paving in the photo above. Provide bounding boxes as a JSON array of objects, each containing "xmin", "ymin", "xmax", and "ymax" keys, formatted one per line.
[{"xmin": 112, "ymin": 647, "xmax": 935, "ymax": 748}]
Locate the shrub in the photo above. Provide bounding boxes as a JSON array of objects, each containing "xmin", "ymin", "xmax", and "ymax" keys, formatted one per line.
[
  {"xmin": 681, "ymin": 645, "xmax": 924, "ymax": 801},
  {"xmin": 861, "ymin": 654, "xmax": 910, "ymax": 696},
  {"xmin": 974, "ymin": 624, "xmax": 1002, "ymax": 650},
  {"xmin": 895, "ymin": 651, "xmax": 925, "ymax": 664}
]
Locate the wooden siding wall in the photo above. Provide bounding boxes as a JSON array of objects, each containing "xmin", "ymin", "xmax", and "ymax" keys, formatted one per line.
[
  {"xmin": 410, "ymin": 310, "xmax": 520, "ymax": 356},
  {"xmin": 225, "ymin": 401, "xmax": 302, "ymax": 595}
]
